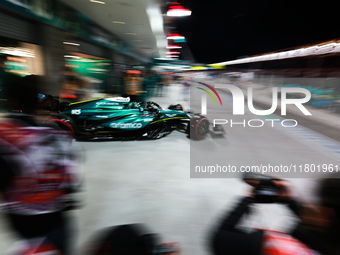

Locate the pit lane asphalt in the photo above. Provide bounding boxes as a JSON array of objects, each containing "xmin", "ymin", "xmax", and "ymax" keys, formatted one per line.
[{"xmin": 0, "ymin": 84, "xmax": 337, "ymax": 255}]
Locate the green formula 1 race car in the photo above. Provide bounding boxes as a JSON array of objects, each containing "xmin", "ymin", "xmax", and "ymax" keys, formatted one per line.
[{"xmin": 49, "ymin": 97, "xmax": 224, "ymax": 141}]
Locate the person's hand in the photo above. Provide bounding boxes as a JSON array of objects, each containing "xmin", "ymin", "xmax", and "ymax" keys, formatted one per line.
[
  {"xmin": 247, "ymin": 188, "xmax": 256, "ymax": 198},
  {"xmin": 244, "ymin": 178, "xmax": 260, "ymax": 188},
  {"xmin": 272, "ymin": 180, "xmax": 294, "ymax": 198},
  {"xmin": 244, "ymin": 178, "xmax": 259, "ymax": 198},
  {"xmin": 245, "ymin": 177, "xmax": 293, "ymax": 199},
  {"xmin": 157, "ymin": 242, "xmax": 182, "ymax": 255}
]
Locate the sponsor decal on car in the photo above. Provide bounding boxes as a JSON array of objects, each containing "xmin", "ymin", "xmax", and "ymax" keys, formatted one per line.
[
  {"xmin": 71, "ymin": 109, "xmax": 81, "ymax": 115},
  {"xmin": 106, "ymin": 97, "xmax": 130, "ymax": 102},
  {"xmin": 93, "ymin": 115, "xmax": 108, "ymax": 118},
  {"xmin": 166, "ymin": 114, "xmax": 177, "ymax": 117},
  {"xmin": 96, "ymin": 102, "xmax": 119, "ymax": 106},
  {"xmin": 110, "ymin": 123, "xmax": 143, "ymax": 129}
]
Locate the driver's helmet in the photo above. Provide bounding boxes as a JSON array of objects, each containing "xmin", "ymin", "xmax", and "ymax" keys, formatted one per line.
[
  {"xmin": 168, "ymin": 104, "xmax": 183, "ymax": 111},
  {"xmin": 261, "ymin": 230, "xmax": 318, "ymax": 255},
  {"xmin": 127, "ymin": 102, "xmax": 141, "ymax": 109}
]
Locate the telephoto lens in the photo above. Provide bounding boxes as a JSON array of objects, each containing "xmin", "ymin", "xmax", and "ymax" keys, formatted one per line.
[
  {"xmin": 254, "ymin": 180, "xmax": 281, "ymax": 203},
  {"xmin": 153, "ymin": 244, "xmax": 178, "ymax": 254},
  {"xmin": 243, "ymin": 172, "xmax": 282, "ymax": 203}
]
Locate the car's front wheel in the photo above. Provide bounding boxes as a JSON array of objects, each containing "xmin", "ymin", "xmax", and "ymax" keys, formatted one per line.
[{"xmin": 189, "ymin": 117, "xmax": 210, "ymax": 140}]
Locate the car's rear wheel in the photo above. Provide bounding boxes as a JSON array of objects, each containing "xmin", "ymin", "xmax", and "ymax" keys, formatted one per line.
[{"xmin": 46, "ymin": 117, "xmax": 76, "ymax": 141}]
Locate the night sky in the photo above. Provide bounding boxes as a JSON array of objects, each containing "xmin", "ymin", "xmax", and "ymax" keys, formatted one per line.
[{"xmin": 175, "ymin": 0, "xmax": 338, "ymax": 64}]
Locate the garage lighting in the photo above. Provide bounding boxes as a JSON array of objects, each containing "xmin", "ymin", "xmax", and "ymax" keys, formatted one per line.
[
  {"xmin": 332, "ymin": 43, "xmax": 340, "ymax": 53},
  {"xmin": 112, "ymin": 21, "xmax": 125, "ymax": 24},
  {"xmin": 64, "ymin": 55, "xmax": 81, "ymax": 59},
  {"xmin": 7, "ymin": 56, "xmax": 26, "ymax": 63},
  {"xmin": 301, "ymin": 46, "xmax": 318, "ymax": 56},
  {"xmin": 90, "ymin": 0, "xmax": 105, "ymax": 4},
  {"xmin": 167, "ymin": 3, "xmax": 192, "ymax": 17},
  {"xmin": 166, "ymin": 45, "xmax": 182, "ymax": 49},
  {"xmin": 166, "ymin": 51, "xmax": 180, "ymax": 54},
  {"xmin": 166, "ymin": 33, "xmax": 185, "ymax": 40},
  {"xmin": 210, "ymin": 41, "xmax": 340, "ymax": 66},
  {"xmin": 155, "ymin": 57, "xmax": 178, "ymax": 61},
  {"xmin": 318, "ymin": 43, "xmax": 336, "ymax": 54},
  {"xmin": 63, "ymin": 42, "xmax": 80, "ymax": 46},
  {"xmin": 0, "ymin": 47, "xmax": 35, "ymax": 58}
]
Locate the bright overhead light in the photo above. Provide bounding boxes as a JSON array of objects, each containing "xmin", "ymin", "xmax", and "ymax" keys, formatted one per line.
[
  {"xmin": 112, "ymin": 21, "xmax": 125, "ymax": 24},
  {"xmin": 0, "ymin": 47, "xmax": 35, "ymax": 58},
  {"xmin": 167, "ymin": 3, "xmax": 191, "ymax": 17},
  {"xmin": 166, "ymin": 45, "xmax": 182, "ymax": 49},
  {"xmin": 64, "ymin": 55, "xmax": 81, "ymax": 59},
  {"xmin": 167, "ymin": 10, "xmax": 191, "ymax": 17},
  {"xmin": 166, "ymin": 33, "xmax": 185, "ymax": 40},
  {"xmin": 166, "ymin": 55, "xmax": 178, "ymax": 58},
  {"xmin": 63, "ymin": 42, "xmax": 80, "ymax": 46},
  {"xmin": 90, "ymin": 0, "xmax": 105, "ymax": 4},
  {"xmin": 125, "ymin": 33, "xmax": 137, "ymax": 35},
  {"xmin": 318, "ymin": 43, "xmax": 336, "ymax": 54},
  {"xmin": 155, "ymin": 57, "xmax": 178, "ymax": 60},
  {"xmin": 166, "ymin": 51, "xmax": 180, "ymax": 54}
]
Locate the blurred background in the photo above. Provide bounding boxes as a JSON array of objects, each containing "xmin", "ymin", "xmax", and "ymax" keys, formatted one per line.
[{"xmin": 2, "ymin": 0, "xmax": 340, "ymax": 255}]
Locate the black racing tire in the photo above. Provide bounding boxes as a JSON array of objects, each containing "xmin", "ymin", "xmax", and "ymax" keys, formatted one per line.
[{"xmin": 190, "ymin": 117, "xmax": 210, "ymax": 140}]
